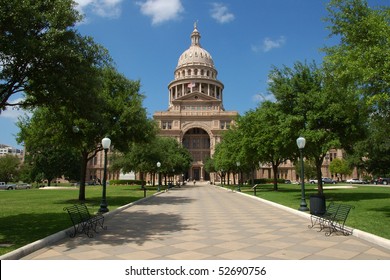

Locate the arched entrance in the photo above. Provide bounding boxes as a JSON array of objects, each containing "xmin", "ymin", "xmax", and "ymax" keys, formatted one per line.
[{"xmin": 182, "ymin": 128, "xmax": 211, "ymax": 181}]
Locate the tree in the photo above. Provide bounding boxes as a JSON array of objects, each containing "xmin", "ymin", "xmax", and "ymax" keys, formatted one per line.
[
  {"xmin": 18, "ymin": 67, "xmax": 155, "ymax": 200},
  {"xmin": 17, "ymin": 107, "xmax": 82, "ymax": 185},
  {"xmin": 213, "ymin": 127, "xmax": 242, "ymax": 185},
  {"xmin": 268, "ymin": 61, "xmax": 365, "ymax": 194},
  {"xmin": 111, "ymin": 137, "xmax": 192, "ymax": 185},
  {"xmin": 203, "ymin": 157, "xmax": 216, "ymax": 181},
  {"xmin": 238, "ymin": 101, "xmax": 295, "ymax": 190},
  {"xmin": 0, "ymin": 155, "xmax": 20, "ymax": 183},
  {"xmin": 324, "ymin": 0, "xmax": 390, "ymax": 175},
  {"xmin": 295, "ymin": 159, "xmax": 317, "ymax": 181},
  {"xmin": 329, "ymin": 158, "xmax": 352, "ymax": 180},
  {"xmin": 1, "ymin": 0, "xmax": 110, "ymax": 111}
]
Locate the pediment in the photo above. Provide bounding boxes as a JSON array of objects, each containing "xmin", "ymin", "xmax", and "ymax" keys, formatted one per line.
[{"xmin": 174, "ymin": 92, "xmax": 218, "ymax": 102}]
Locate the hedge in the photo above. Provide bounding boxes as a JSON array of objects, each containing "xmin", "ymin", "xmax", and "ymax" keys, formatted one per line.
[
  {"xmin": 109, "ymin": 179, "xmax": 146, "ymax": 185},
  {"xmin": 246, "ymin": 178, "xmax": 286, "ymax": 185}
]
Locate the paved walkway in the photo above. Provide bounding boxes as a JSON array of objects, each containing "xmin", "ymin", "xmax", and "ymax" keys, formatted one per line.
[{"xmin": 20, "ymin": 183, "xmax": 390, "ymax": 260}]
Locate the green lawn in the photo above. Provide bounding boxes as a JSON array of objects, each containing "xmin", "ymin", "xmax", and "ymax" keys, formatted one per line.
[
  {"xmin": 1, "ymin": 183, "xmax": 389, "ymax": 257},
  {"xmin": 0, "ymin": 184, "xmax": 156, "ymax": 256},
  {"xmin": 229, "ymin": 183, "xmax": 390, "ymax": 240}
]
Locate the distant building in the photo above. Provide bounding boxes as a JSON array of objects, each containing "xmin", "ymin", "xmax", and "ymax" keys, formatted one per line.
[
  {"xmin": 0, "ymin": 144, "xmax": 24, "ymax": 159},
  {"xmin": 85, "ymin": 149, "xmax": 120, "ymax": 183}
]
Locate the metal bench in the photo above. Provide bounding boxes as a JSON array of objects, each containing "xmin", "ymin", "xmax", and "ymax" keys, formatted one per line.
[
  {"xmin": 308, "ymin": 202, "xmax": 354, "ymax": 236},
  {"xmin": 64, "ymin": 204, "xmax": 106, "ymax": 238}
]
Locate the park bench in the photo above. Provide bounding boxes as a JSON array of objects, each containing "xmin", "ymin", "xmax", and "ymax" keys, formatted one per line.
[
  {"xmin": 308, "ymin": 202, "xmax": 354, "ymax": 236},
  {"xmin": 63, "ymin": 204, "xmax": 106, "ymax": 238}
]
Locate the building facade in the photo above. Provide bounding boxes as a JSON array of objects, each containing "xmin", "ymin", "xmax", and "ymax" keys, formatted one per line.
[
  {"xmin": 0, "ymin": 144, "xmax": 24, "ymax": 159},
  {"xmin": 153, "ymin": 24, "xmax": 238, "ymax": 181}
]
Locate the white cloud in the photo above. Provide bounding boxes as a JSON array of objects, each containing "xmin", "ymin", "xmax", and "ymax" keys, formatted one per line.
[
  {"xmin": 210, "ymin": 3, "xmax": 235, "ymax": 24},
  {"xmin": 0, "ymin": 98, "xmax": 31, "ymax": 121},
  {"xmin": 252, "ymin": 92, "xmax": 276, "ymax": 103},
  {"xmin": 136, "ymin": 0, "xmax": 184, "ymax": 25},
  {"xmin": 252, "ymin": 36, "xmax": 286, "ymax": 53},
  {"xmin": 74, "ymin": 0, "xmax": 124, "ymax": 19}
]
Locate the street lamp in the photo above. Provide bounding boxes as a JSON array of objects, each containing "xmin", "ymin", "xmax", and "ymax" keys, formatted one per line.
[
  {"xmin": 236, "ymin": 161, "xmax": 241, "ymax": 192},
  {"xmin": 157, "ymin": 162, "xmax": 161, "ymax": 192},
  {"xmin": 297, "ymin": 136, "xmax": 309, "ymax": 211},
  {"xmin": 99, "ymin": 137, "xmax": 111, "ymax": 213}
]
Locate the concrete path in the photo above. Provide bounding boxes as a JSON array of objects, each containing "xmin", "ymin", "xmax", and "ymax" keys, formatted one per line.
[{"xmin": 21, "ymin": 183, "xmax": 390, "ymax": 260}]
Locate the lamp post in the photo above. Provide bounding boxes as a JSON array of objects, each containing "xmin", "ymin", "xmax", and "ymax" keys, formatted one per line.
[
  {"xmin": 157, "ymin": 162, "xmax": 161, "ymax": 192},
  {"xmin": 236, "ymin": 161, "xmax": 241, "ymax": 192},
  {"xmin": 297, "ymin": 136, "xmax": 309, "ymax": 211},
  {"xmin": 99, "ymin": 137, "xmax": 111, "ymax": 213}
]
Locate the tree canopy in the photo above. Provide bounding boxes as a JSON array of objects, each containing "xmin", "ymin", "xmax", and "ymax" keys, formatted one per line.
[
  {"xmin": 268, "ymin": 61, "xmax": 365, "ymax": 194},
  {"xmin": 111, "ymin": 137, "xmax": 193, "ymax": 184},
  {"xmin": 0, "ymin": 155, "xmax": 20, "ymax": 183},
  {"xmin": 0, "ymin": 0, "xmax": 110, "ymax": 111},
  {"xmin": 18, "ymin": 67, "xmax": 155, "ymax": 200},
  {"xmin": 324, "ymin": 0, "xmax": 390, "ymax": 176}
]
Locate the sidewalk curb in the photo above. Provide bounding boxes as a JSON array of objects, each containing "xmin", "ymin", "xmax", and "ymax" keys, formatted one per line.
[{"xmin": 0, "ymin": 192, "xmax": 162, "ymax": 260}]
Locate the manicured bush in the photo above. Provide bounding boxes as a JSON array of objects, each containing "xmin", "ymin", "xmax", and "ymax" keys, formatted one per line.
[
  {"xmin": 247, "ymin": 178, "xmax": 285, "ymax": 184},
  {"xmin": 109, "ymin": 179, "xmax": 146, "ymax": 185}
]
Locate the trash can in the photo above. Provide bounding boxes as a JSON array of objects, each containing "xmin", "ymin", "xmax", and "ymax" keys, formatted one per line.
[{"xmin": 310, "ymin": 194, "xmax": 326, "ymax": 215}]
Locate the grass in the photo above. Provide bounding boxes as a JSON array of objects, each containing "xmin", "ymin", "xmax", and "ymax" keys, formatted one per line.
[
  {"xmin": 224, "ymin": 183, "xmax": 390, "ymax": 240},
  {"xmin": 1, "ymin": 183, "xmax": 389, "ymax": 257},
  {"xmin": 0, "ymin": 184, "xmax": 157, "ymax": 256}
]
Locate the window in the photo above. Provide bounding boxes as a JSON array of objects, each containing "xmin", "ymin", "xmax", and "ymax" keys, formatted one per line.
[
  {"xmin": 220, "ymin": 121, "xmax": 231, "ymax": 129},
  {"xmin": 162, "ymin": 121, "xmax": 172, "ymax": 130}
]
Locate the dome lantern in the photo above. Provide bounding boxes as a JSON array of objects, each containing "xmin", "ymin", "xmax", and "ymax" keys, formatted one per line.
[{"xmin": 176, "ymin": 23, "xmax": 215, "ymax": 69}]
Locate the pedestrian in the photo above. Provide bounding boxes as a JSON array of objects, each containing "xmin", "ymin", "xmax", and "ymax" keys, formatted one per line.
[{"xmin": 193, "ymin": 179, "xmax": 196, "ymax": 185}]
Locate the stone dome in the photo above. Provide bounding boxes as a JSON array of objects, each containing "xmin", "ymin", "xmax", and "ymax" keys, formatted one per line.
[{"xmin": 176, "ymin": 24, "xmax": 215, "ymax": 69}]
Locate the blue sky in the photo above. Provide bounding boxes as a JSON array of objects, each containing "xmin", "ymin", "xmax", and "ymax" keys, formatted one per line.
[{"xmin": 0, "ymin": 0, "xmax": 388, "ymax": 149}]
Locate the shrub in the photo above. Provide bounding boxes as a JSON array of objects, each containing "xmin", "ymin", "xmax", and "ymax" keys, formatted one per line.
[
  {"xmin": 247, "ymin": 178, "xmax": 285, "ymax": 184},
  {"xmin": 109, "ymin": 179, "xmax": 146, "ymax": 186}
]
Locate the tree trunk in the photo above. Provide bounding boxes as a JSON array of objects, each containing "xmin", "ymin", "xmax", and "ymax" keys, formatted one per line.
[
  {"xmin": 140, "ymin": 172, "xmax": 145, "ymax": 187},
  {"xmin": 272, "ymin": 163, "xmax": 279, "ymax": 191},
  {"xmin": 316, "ymin": 158, "xmax": 323, "ymax": 195},
  {"xmin": 78, "ymin": 152, "xmax": 88, "ymax": 201},
  {"xmin": 251, "ymin": 167, "xmax": 255, "ymax": 186}
]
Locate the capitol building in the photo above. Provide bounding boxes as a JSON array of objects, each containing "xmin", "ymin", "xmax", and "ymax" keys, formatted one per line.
[{"xmin": 153, "ymin": 24, "xmax": 238, "ymax": 182}]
